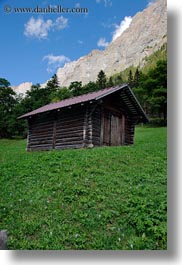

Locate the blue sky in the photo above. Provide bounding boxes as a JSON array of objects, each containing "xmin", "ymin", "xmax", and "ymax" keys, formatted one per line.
[{"xmin": 0, "ymin": 0, "xmax": 152, "ymax": 86}]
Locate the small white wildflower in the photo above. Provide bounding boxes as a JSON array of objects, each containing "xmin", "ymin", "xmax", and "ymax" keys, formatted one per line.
[
  {"xmin": 19, "ymin": 199, "xmax": 22, "ymax": 202},
  {"xmin": 50, "ymin": 231, "xmax": 53, "ymax": 236},
  {"xmin": 75, "ymin": 234, "xmax": 79, "ymax": 238},
  {"xmin": 98, "ymin": 214, "xmax": 101, "ymax": 219},
  {"xmin": 118, "ymin": 237, "xmax": 121, "ymax": 242},
  {"xmin": 3, "ymin": 208, "xmax": 6, "ymax": 211},
  {"xmin": 130, "ymin": 244, "xmax": 133, "ymax": 249}
]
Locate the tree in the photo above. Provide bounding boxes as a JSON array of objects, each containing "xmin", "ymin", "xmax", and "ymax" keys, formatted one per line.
[
  {"xmin": 0, "ymin": 78, "xmax": 10, "ymax": 88},
  {"xmin": 82, "ymin": 82, "xmax": 99, "ymax": 94},
  {"xmin": 128, "ymin": 70, "xmax": 133, "ymax": 88},
  {"xmin": 23, "ymin": 84, "xmax": 47, "ymax": 111},
  {"xmin": 148, "ymin": 60, "xmax": 167, "ymax": 120},
  {"xmin": 46, "ymin": 74, "xmax": 59, "ymax": 90},
  {"xmin": 107, "ymin": 76, "xmax": 114, "ymax": 87},
  {"xmin": 97, "ymin": 70, "xmax": 107, "ymax": 89},
  {"xmin": 115, "ymin": 73, "xmax": 123, "ymax": 86},
  {"xmin": 0, "ymin": 79, "xmax": 17, "ymax": 138},
  {"xmin": 133, "ymin": 68, "xmax": 141, "ymax": 88},
  {"xmin": 69, "ymin": 81, "xmax": 83, "ymax": 96},
  {"xmin": 135, "ymin": 60, "xmax": 167, "ymax": 120},
  {"xmin": 50, "ymin": 87, "xmax": 73, "ymax": 102}
]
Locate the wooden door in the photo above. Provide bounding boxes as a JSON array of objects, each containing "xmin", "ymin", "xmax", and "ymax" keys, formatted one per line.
[
  {"xmin": 102, "ymin": 110, "xmax": 125, "ymax": 146},
  {"xmin": 110, "ymin": 114, "xmax": 121, "ymax": 146}
]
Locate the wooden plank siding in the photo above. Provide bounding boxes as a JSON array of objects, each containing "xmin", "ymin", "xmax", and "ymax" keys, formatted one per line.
[{"xmin": 27, "ymin": 92, "xmax": 137, "ymax": 151}]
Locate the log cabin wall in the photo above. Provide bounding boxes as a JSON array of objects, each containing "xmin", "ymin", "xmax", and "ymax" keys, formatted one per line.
[
  {"xmin": 91, "ymin": 105, "xmax": 101, "ymax": 147},
  {"xmin": 125, "ymin": 116, "xmax": 135, "ymax": 145},
  {"xmin": 55, "ymin": 106, "xmax": 85, "ymax": 150},
  {"xmin": 27, "ymin": 112, "xmax": 55, "ymax": 151},
  {"xmin": 27, "ymin": 105, "xmax": 87, "ymax": 151}
]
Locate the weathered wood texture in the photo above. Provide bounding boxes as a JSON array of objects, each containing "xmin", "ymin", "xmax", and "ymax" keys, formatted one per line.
[
  {"xmin": 27, "ymin": 91, "xmax": 137, "ymax": 151},
  {"xmin": 125, "ymin": 116, "xmax": 135, "ymax": 145},
  {"xmin": 100, "ymin": 92, "xmax": 128, "ymax": 146},
  {"xmin": 27, "ymin": 106, "xmax": 87, "ymax": 151},
  {"xmin": 28, "ymin": 113, "xmax": 55, "ymax": 151},
  {"xmin": 91, "ymin": 105, "xmax": 101, "ymax": 147},
  {"xmin": 55, "ymin": 107, "xmax": 85, "ymax": 149}
]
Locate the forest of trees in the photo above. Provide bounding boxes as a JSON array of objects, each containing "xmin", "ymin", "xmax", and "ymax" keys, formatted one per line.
[{"xmin": 0, "ymin": 57, "xmax": 167, "ymax": 138}]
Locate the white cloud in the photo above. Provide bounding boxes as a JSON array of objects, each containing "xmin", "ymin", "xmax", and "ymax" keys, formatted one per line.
[
  {"xmin": 24, "ymin": 16, "xmax": 68, "ymax": 39},
  {"xmin": 54, "ymin": 16, "xmax": 68, "ymax": 30},
  {"xmin": 97, "ymin": 37, "xmax": 109, "ymax": 48},
  {"xmin": 43, "ymin": 54, "xmax": 71, "ymax": 73},
  {"xmin": 24, "ymin": 17, "xmax": 53, "ymax": 39},
  {"xmin": 96, "ymin": 0, "xmax": 112, "ymax": 7},
  {"xmin": 112, "ymin": 16, "xmax": 132, "ymax": 42}
]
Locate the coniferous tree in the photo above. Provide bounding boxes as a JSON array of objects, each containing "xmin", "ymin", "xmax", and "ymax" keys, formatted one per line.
[
  {"xmin": 128, "ymin": 70, "xmax": 133, "ymax": 88},
  {"xmin": 107, "ymin": 76, "xmax": 114, "ymax": 87},
  {"xmin": 46, "ymin": 74, "xmax": 59, "ymax": 90},
  {"xmin": 115, "ymin": 73, "xmax": 123, "ymax": 85},
  {"xmin": 97, "ymin": 70, "xmax": 107, "ymax": 89},
  {"xmin": 133, "ymin": 68, "xmax": 141, "ymax": 88}
]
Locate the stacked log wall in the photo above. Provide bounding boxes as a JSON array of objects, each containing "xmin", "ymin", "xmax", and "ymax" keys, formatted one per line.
[
  {"xmin": 55, "ymin": 106, "xmax": 85, "ymax": 150},
  {"xmin": 124, "ymin": 116, "xmax": 135, "ymax": 145},
  {"xmin": 27, "ymin": 113, "xmax": 54, "ymax": 151},
  {"xmin": 91, "ymin": 105, "xmax": 101, "ymax": 147}
]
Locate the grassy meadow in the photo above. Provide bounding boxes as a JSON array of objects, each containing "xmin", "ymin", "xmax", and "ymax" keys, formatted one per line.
[{"xmin": 0, "ymin": 127, "xmax": 167, "ymax": 250}]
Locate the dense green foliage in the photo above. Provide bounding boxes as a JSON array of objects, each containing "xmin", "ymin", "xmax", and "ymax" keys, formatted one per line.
[
  {"xmin": 0, "ymin": 82, "xmax": 17, "ymax": 138},
  {"xmin": 0, "ymin": 44, "xmax": 167, "ymax": 138},
  {"xmin": 133, "ymin": 60, "xmax": 167, "ymax": 121},
  {"xmin": 0, "ymin": 127, "xmax": 167, "ymax": 250}
]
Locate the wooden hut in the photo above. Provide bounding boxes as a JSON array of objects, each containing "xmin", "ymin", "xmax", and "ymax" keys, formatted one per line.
[{"xmin": 18, "ymin": 84, "xmax": 148, "ymax": 151}]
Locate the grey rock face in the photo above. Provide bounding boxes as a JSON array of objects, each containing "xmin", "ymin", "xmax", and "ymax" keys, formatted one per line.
[{"xmin": 57, "ymin": 0, "xmax": 167, "ymax": 87}]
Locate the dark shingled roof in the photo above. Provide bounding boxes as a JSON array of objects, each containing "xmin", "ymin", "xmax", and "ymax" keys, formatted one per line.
[{"xmin": 18, "ymin": 84, "xmax": 148, "ymax": 122}]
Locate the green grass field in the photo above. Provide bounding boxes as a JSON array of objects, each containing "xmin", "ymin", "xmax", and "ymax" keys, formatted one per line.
[{"xmin": 0, "ymin": 127, "xmax": 167, "ymax": 250}]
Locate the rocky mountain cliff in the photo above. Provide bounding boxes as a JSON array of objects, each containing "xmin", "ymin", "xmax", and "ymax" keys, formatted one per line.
[{"xmin": 13, "ymin": 0, "xmax": 167, "ymax": 94}]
